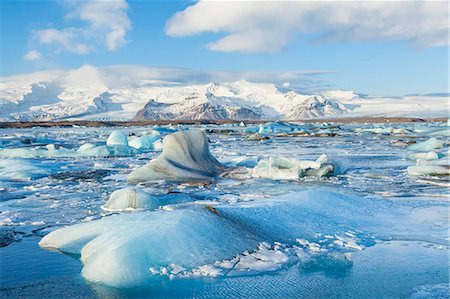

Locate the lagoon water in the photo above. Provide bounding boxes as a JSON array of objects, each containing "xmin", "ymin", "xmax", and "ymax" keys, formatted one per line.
[{"xmin": 0, "ymin": 122, "xmax": 449, "ymax": 298}]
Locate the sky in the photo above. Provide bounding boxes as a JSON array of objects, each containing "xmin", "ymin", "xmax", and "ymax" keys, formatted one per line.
[{"xmin": 0, "ymin": 0, "xmax": 448, "ymax": 96}]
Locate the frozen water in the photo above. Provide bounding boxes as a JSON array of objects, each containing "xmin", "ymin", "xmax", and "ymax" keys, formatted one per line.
[
  {"xmin": 128, "ymin": 135, "xmax": 161, "ymax": 150},
  {"xmin": 0, "ymin": 121, "xmax": 448, "ymax": 297},
  {"xmin": 127, "ymin": 129, "xmax": 226, "ymax": 183},
  {"xmin": 101, "ymin": 188, "xmax": 160, "ymax": 212},
  {"xmin": 106, "ymin": 130, "xmax": 128, "ymax": 146},
  {"xmin": 408, "ymin": 137, "xmax": 447, "ymax": 151},
  {"xmin": 252, "ymin": 155, "xmax": 337, "ymax": 180},
  {"xmin": 39, "ymin": 189, "xmax": 447, "ymax": 287}
]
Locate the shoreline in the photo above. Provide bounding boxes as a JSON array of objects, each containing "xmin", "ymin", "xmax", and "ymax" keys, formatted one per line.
[{"xmin": 0, "ymin": 117, "xmax": 446, "ymax": 129}]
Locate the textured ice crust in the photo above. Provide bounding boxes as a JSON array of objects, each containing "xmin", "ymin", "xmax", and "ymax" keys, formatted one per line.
[
  {"xmin": 39, "ymin": 189, "xmax": 447, "ymax": 288},
  {"xmin": 101, "ymin": 187, "xmax": 193, "ymax": 212},
  {"xmin": 405, "ymin": 137, "xmax": 449, "ymax": 177},
  {"xmin": 127, "ymin": 129, "xmax": 227, "ymax": 183},
  {"xmin": 252, "ymin": 154, "xmax": 341, "ymax": 179}
]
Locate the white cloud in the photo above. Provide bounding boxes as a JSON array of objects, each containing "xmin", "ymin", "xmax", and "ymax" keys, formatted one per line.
[
  {"xmin": 166, "ymin": 0, "xmax": 449, "ymax": 53},
  {"xmin": 23, "ymin": 50, "xmax": 43, "ymax": 61},
  {"xmin": 32, "ymin": 0, "xmax": 131, "ymax": 54}
]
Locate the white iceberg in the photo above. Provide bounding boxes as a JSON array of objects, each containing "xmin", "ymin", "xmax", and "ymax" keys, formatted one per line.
[
  {"xmin": 106, "ymin": 131, "xmax": 129, "ymax": 146},
  {"xmin": 101, "ymin": 188, "xmax": 160, "ymax": 212},
  {"xmin": 252, "ymin": 154, "xmax": 335, "ymax": 180},
  {"xmin": 258, "ymin": 122, "xmax": 304, "ymax": 134},
  {"xmin": 127, "ymin": 129, "xmax": 226, "ymax": 183},
  {"xmin": 407, "ymin": 158, "xmax": 450, "ymax": 176},
  {"xmin": 407, "ymin": 138, "xmax": 447, "ymax": 152},
  {"xmin": 101, "ymin": 188, "xmax": 193, "ymax": 212},
  {"xmin": 406, "ymin": 151, "xmax": 442, "ymax": 161},
  {"xmin": 39, "ymin": 208, "xmax": 260, "ymax": 287},
  {"xmin": 128, "ymin": 135, "xmax": 161, "ymax": 150}
]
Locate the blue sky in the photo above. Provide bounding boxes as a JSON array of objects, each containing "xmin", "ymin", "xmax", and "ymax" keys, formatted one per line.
[{"xmin": 0, "ymin": 0, "xmax": 448, "ymax": 95}]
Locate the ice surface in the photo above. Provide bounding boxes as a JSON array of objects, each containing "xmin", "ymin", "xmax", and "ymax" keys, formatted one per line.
[
  {"xmin": 258, "ymin": 122, "xmax": 304, "ymax": 134},
  {"xmin": 102, "ymin": 188, "xmax": 193, "ymax": 212},
  {"xmin": 408, "ymin": 138, "xmax": 447, "ymax": 152},
  {"xmin": 39, "ymin": 189, "xmax": 447, "ymax": 287},
  {"xmin": 252, "ymin": 155, "xmax": 336, "ymax": 180},
  {"xmin": 406, "ymin": 151, "xmax": 442, "ymax": 161},
  {"xmin": 127, "ymin": 129, "xmax": 226, "ymax": 183},
  {"xmin": 106, "ymin": 131, "xmax": 128, "ymax": 146},
  {"xmin": 39, "ymin": 208, "xmax": 260, "ymax": 287},
  {"xmin": 128, "ymin": 135, "xmax": 161, "ymax": 150},
  {"xmin": 101, "ymin": 188, "xmax": 160, "ymax": 212},
  {"xmin": 0, "ymin": 159, "xmax": 56, "ymax": 181}
]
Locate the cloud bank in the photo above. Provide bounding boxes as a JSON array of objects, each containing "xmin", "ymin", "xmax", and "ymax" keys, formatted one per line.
[
  {"xmin": 30, "ymin": 0, "xmax": 131, "ymax": 55},
  {"xmin": 166, "ymin": 0, "xmax": 449, "ymax": 53}
]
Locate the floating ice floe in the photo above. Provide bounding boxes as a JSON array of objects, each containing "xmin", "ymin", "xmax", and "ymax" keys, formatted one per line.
[
  {"xmin": 258, "ymin": 122, "xmax": 305, "ymax": 135},
  {"xmin": 101, "ymin": 188, "xmax": 192, "ymax": 212},
  {"xmin": 357, "ymin": 127, "xmax": 411, "ymax": 135},
  {"xmin": 127, "ymin": 129, "xmax": 227, "ymax": 183},
  {"xmin": 407, "ymin": 138, "xmax": 447, "ymax": 152},
  {"xmin": 407, "ymin": 159, "xmax": 450, "ymax": 176},
  {"xmin": 252, "ymin": 154, "xmax": 340, "ymax": 180},
  {"xmin": 39, "ymin": 189, "xmax": 446, "ymax": 287},
  {"xmin": 406, "ymin": 151, "xmax": 443, "ymax": 161}
]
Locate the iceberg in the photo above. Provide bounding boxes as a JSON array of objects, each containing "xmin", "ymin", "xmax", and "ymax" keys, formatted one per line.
[
  {"xmin": 127, "ymin": 129, "xmax": 227, "ymax": 183},
  {"xmin": 407, "ymin": 138, "xmax": 447, "ymax": 152},
  {"xmin": 39, "ymin": 189, "xmax": 446, "ymax": 287},
  {"xmin": 406, "ymin": 151, "xmax": 442, "ymax": 161},
  {"xmin": 106, "ymin": 131, "xmax": 129, "ymax": 146},
  {"xmin": 39, "ymin": 208, "xmax": 260, "ymax": 287},
  {"xmin": 252, "ymin": 154, "xmax": 336, "ymax": 180},
  {"xmin": 101, "ymin": 188, "xmax": 160, "ymax": 212},
  {"xmin": 258, "ymin": 122, "xmax": 304, "ymax": 135},
  {"xmin": 101, "ymin": 188, "xmax": 193, "ymax": 212},
  {"xmin": 77, "ymin": 145, "xmax": 138, "ymax": 157},
  {"xmin": 407, "ymin": 158, "xmax": 450, "ymax": 176},
  {"xmin": 129, "ymin": 135, "xmax": 162, "ymax": 150}
]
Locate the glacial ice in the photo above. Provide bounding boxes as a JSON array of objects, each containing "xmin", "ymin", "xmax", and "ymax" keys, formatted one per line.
[
  {"xmin": 102, "ymin": 188, "xmax": 193, "ymax": 212},
  {"xmin": 408, "ymin": 138, "xmax": 447, "ymax": 152},
  {"xmin": 258, "ymin": 122, "xmax": 305, "ymax": 134},
  {"xmin": 101, "ymin": 188, "xmax": 160, "ymax": 212},
  {"xmin": 407, "ymin": 158, "xmax": 450, "ymax": 176},
  {"xmin": 406, "ymin": 151, "xmax": 442, "ymax": 161},
  {"xmin": 128, "ymin": 135, "xmax": 162, "ymax": 150},
  {"xmin": 39, "ymin": 189, "xmax": 446, "ymax": 287},
  {"xmin": 252, "ymin": 155, "xmax": 337, "ymax": 180},
  {"xmin": 127, "ymin": 129, "xmax": 226, "ymax": 183},
  {"xmin": 106, "ymin": 131, "xmax": 129, "ymax": 146},
  {"xmin": 0, "ymin": 159, "xmax": 56, "ymax": 181}
]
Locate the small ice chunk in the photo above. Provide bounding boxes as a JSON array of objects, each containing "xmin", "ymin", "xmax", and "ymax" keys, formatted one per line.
[
  {"xmin": 101, "ymin": 188, "xmax": 160, "ymax": 212},
  {"xmin": 252, "ymin": 155, "xmax": 334, "ymax": 180},
  {"xmin": 129, "ymin": 135, "xmax": 160, "ymax": 150},
  {"xmin": 408, "ymin": 138, "xmax": 447, "ymax": 152},
  {"xmin": 106, "ymin": 131, "xmax": 128, "ymax": 146},
  {"xmin": 406, "ymin": 151, "xmax": 441, "ymax": 161}
]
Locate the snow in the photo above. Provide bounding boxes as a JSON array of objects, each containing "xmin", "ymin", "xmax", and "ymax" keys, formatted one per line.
[
  {"xmin": 1, "ymin": 65, "xmax": 446, "ymax": 121},
  {"xmin": 127, "ymin": 129, "xmax": 226, "ymax": 183}
]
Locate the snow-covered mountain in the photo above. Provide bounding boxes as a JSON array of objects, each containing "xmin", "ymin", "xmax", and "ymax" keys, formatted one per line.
[
  {"xmin": 133, "ymin": 82, "xmax": 351, "ymax": 121},
  {"xmin": 0, "ymin": 65, "xmax": 447, "ymax": 121}
]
